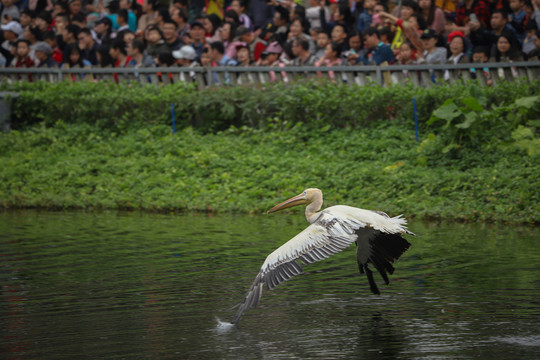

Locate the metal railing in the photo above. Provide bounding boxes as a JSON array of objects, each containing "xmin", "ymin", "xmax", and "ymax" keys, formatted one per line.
[{"xmin": 1, "ymin": 61, "xmax": 539, "ymax": 88}]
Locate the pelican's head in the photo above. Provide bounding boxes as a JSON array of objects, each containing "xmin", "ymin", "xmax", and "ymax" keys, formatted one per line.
[{"xmin": 267, "ymin": 188, "xmax": 322, "ymax": 214}]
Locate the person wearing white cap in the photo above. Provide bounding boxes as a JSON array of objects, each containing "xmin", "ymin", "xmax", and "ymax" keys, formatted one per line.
[
  {"xmin": 172, "ymin": 45, "xmax": 199, "ymax": 82},
  {"xmin": 172, "ymin": 44, "xmax": 198, "ymax": 66},
  {"xmin": 1, "ymin": 21, "xmax": 24, "ymax": 65}
]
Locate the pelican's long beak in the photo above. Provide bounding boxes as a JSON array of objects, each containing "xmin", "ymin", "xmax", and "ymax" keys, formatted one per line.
[{"xmin": 267, "ymin": 192, "xmax": 309, "ymax": 214}]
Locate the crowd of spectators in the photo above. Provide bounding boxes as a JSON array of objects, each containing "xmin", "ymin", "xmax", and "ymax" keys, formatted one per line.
[{"xmin": 1, "ymin": 0, "xmax": 540, "ymax": 71}]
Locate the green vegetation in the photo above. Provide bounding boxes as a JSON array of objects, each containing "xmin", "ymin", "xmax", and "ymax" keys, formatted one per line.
[{"xmin": 1, "ymin": 81, "xmax": 538, "ymax": 223}]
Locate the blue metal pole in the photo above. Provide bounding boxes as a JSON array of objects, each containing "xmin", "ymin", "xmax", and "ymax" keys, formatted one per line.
[
  {"xmin": 171, "ymin": 103, "xmax": 177, "ymax": 134},
  {"xmin": 413, "ymin": 97, "xmax": 419, "ymax": 142}
]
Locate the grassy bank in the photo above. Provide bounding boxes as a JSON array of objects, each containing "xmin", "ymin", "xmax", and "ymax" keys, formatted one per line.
[
  {"xmin": 1, "ymin": 81, "xmax": 538, "ymax": 223},
  {"xmin": 1, "ymin": 122, "xmax": 538, "ymax": 223}
]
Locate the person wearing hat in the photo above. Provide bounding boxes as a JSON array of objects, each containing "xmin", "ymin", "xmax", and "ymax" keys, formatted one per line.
[
  {"xmin": 446, "ymin": 31, "xmax": 470, "ymax": 64},
  {"xmin": 235, "ymin": 42, "xmax": 252, "ymax": 66},
  {"xmin": 256, "ymin": 40, "xmax": 284, "ymax": 70},
  {"xmin": 172, "ymin": 44, "xmax": 198, "ymax": 66},
  {"xmin": 1, "ymin": 21, "xmax": 24, "ymax": 65},
  {"xmin": 236, "ymin": 25, "xmax": 267, "ymax": 61},
  {"xmin": 417, "ymin": 28, "xmax": 447, "ymax": 64},
  {"xmin": 94, "ymin": 17, "xmax": 113, "ymax": 45},
  {"xmin": 444, "ymin": 31, "xmax": 469, "ymax": 80},
  {"xmin": 34, "ymin": 41, "xmax": 58, "ymax": 68},
  {"xmin": 189, "ymin": 21, "xmax": 207, "ymax": 60}
]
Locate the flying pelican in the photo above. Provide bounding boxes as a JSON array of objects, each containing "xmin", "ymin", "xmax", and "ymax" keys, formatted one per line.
[{"xmin": 231, "ymin": 188, "xmax": 414, "ymax": 325}]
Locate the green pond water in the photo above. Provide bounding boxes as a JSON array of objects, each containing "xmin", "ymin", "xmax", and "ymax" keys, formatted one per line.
[{"xmin": 1, "ymin": 210, "xmax": 539, "ymax": 359}]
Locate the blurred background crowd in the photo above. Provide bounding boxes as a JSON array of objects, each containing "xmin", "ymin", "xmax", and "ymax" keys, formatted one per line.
[{"xmin": 1, "ymin": 0, "xmax": 539, "ymax": 70}]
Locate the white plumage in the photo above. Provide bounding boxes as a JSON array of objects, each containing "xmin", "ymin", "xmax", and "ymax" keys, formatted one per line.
[{"xmin": 232, "ymin": 189, "xmax": 414, "ymax": 325}]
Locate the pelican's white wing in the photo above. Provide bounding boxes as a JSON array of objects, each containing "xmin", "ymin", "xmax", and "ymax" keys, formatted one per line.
[{"xmin": 232, "ymin": 206, "xmax": 413, "ymax": 324}]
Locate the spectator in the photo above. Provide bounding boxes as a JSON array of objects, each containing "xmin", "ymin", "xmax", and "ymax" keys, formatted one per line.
[
  {"xmin": 219, "ymin": 21, "xmax": 241, "ymax": 59},
  {"xmin": 162, "ymin": 20, "xmax": 183, "ymax": 51},
  {"xmin": 61, "ymin": 24, "xmax": 81, "ymax": 64},
  {"xmin": 523, "ymin": 19, "xmax": 538, "ymax": 55},
  {"xmin": 418, "ymin": 0, "xmax": 447, "ymax": 34},
  {"xmin": 235, "ymin": 42, "xmax": 252, "ymax": 66},
  {"xmin": 200, "ymin": 46, "xmax": 211, "ymax": 66},
  {"xmin": 94, "ymin": 17, "xmax": 113, "ymax": 45},
  {"xmin": 189, "ymin": 20, "xmax": 207, "ymax": 59},
  {"xmin": 509, "ymin": 0, "xmax": 528, "ymax": 42},
  {"xmin": 171, "ymin": 7, "xmax": 190, "ymax": 40},
  {"xmin": 454, "ymin": 0, "xmax": 490, "ymax": 29},
  {"xmin": 344, "ymin": 30, "xmax": 368, "ymax": 64},
  {"xmin": 113, "ymin": 0, "xmax": 138, "ymax": 32},
  {"xmin": 270, "ymin": 6, "xmax": 290, "ymax": 44},
  {"xmin": 71, "ymin": 13, "xmax": 87, "ymax": 29},
  {"xmin": 13, "ymin": 39, "xmax": 34, "ymax": 67},
  {"xmin": 305, "ymin": 0, "xmax": 331, "ymax": 31},
  {"xmin": 24, "ymin": 26, "xmax": 43, "ymax": 47},
  {"xmin": 287, "ymin": 18, "xmax": 316, "ymax": 54},
  {"xmin": 35, "ymin": 11, "xmax": 53, "ymax": 33},
  {"xmin": 224, "ymin": 9, "xmax": 240, "ymax": 27},
  {"xmin": 472, "ymin": 45, "xmax": 492, "ymax": 83},
  {"xmin": 313, "ymin": 27, "xmax": 330, "ymax": 60},
  {"xmin": 236, "ymin": 25, "xmax": 267, "ymax": 61},
  {"xmin": 359, "ymin": 27, "xmax": 396, "ymax": 65},
  {"xmin": 445, "ymin": 31, "xmax": 469, "ymax": 80},
  {"xmin": 247, "ymin": 0, "xmax": 273, "ymax": 31},
  {"xmin": 54, "ymin": 12, "xmax": 70, "ymax": 36},
  {"xmin": 145, "ymin": 26, "xmax": 169, "ymax": 58},
  {"xmin": 469, "ymin": 9, "xmax": 520, "ymax": 52},
  {"xmin": 156, "ymin": 51, "xmax": 176, "ymax": 66},
  {"xmin": 137, "ymin": 0, "xmax": 158, "ymax": 35},
  {"xmin": 1, "ymin": 0, "xmax": 20, "ymax": 23},
  {"xmin": 357, "ymin": 0, "xmax": 376, "ymax": 32},
  {"xmin": 203, "ymin": 14, "xmax": 222, "ymax": 43},
  {"xmin": 109, "ymin": 38, "xmax": 132, "ymax": 67},
  {"xmin": 78, "ymin": 28, "xmax": 99, "ymax": 65},
  {"xmin": 490, "ymin": 30, "xmax": 524, "ymax": 61},
  {"xmin": 380, "ymin": 11, "xmax": 425, "ymax": 54},
  {"xmin": 526, "ymin": 29, "xmax": 540, "ymax": 59},
  {"xmin": 418, "ymin": 28, "xmax": 447, "ymax": 63},
  {"xmin": 114, "ymin": 9, "xmax": 131, "ymax": 36},
  {"xmin": 63, "ymin": 42, "xmax": 92, "ymax": 67},
  {"xmin": 97, "ymin": 43, "xmax": 115, "ymax": 67},
  {"xmin": 172, "ymin": 44, "xmax": 198, "ymax": 66},
  {"xmin": 67, "ymin": 0, "xmax": 84, "ymax": 20},
  {"xmin": 230, "ymin": 0, "xmax": 253, "ymax": 31},
  {"xmin": 127, "ymin": 39, "xmax": 155, "ymax": 67},
  {"xmin": 332, "ymin": 3, "xmax": 355, "ymax": 34},
  {"xmin": 396, "ymin": 41, "xmax": 417, "ymax": 64},
  {"xmin": 330, "ymin": 23, "xmax": 348, "ymax": 53},
  {"xmin": 19, "ymin": 9, "xmax": 35, "ymax": 28},
  {"xmin": 34, "ymin": 41, "xmax": 58, "ymax": 67},
  {"xmin": 210, "ymin": 40, "xmax": 238, "ymax": 65},
  {"xmin": 290, "ymin": 37, "xmax": 316, "ymax": 65},
  {"xmin": 447, "ymin": 30, "xmax": 470, "ymax": 63},
  {"xmin": 43, "ymin": 30, "xmax": 63, "ymax": 64},
  {"xmin": 315, "ymin": 41, "xmax": 343, "ymax": 80}
]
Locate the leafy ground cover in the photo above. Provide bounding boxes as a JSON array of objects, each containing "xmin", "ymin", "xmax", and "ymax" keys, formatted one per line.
[{"xmin": 1, "ymin": 81, "xmax": 538, "ymax": 223}]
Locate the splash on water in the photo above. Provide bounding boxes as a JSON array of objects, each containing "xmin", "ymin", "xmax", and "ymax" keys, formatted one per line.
[{"xmin": 215, "ymin": 317, "xmax": 236, "ymax": 333}]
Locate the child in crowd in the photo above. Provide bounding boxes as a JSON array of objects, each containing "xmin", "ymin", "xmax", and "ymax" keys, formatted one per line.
[
  {"xmin": 313, "ymin": 28, "xmax": 330, "ymax": 61},
  {"xmin": 13, "ymin": 39, "xmax": 34, "ymax": 67}
]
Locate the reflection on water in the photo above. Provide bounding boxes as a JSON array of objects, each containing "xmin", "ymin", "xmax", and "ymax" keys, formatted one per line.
[{"xmin": 1, "ymin": 210, "xmax": 539, "ymax": 359}]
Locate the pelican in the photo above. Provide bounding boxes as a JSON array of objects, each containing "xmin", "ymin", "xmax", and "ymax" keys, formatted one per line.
[{"xmin": 231, "ymin": 188, "xmax": 414, "ymax": 325}]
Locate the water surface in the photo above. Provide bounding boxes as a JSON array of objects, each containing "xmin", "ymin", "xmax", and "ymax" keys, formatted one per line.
[{"xmin": 1, "ymin": 211, "xmax": 539, "ymax": 359}]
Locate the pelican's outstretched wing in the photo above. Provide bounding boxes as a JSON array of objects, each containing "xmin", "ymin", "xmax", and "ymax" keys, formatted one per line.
[{"xmin": 232, "ymin": 206, "xmax": 413, "ymax": 324}]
